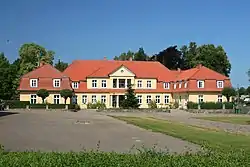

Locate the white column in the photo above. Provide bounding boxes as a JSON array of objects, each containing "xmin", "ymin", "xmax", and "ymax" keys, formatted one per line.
[
  {"xmin": 125, "ymin": 79, "xmax": 127, "ymax": 88},
  {"xmin": 116, "ymin": 95, "xmax": 119, "ymax": 108},
  {"xmin": 117, "ymin": 79, "xmax": 119, "ymax": 88}
]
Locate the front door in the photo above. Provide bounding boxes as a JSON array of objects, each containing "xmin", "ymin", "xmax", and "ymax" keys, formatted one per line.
[{"xmin": 119, "ymin": 95, "xmax": 125, "ymax": 107}]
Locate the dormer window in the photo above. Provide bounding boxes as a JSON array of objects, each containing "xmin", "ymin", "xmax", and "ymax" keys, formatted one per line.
[
  {"xmin": 53, "ymin": 79, "xmax": 61, "ymax": 87},
  {"xmin": 217, "ymin": 81, "xmax": 224, "ymax": 88},
  {"xmin": 197, "ymin": 80, "xmax": 204, "ymax": 88},
  {"xmin": 72, "ymin": 82, "xmax": 79, "ymax": 89},
  {"xmin": 184, "ymin": 81, "xmax": 188, "ymax": 88},
  {"xmin": 30, "ymin": 79, "xmax": 38, "ymax": 88},
  {"xmin": 163, "ymin": 82, "xmax": 170, "ymax": 89},
  {"xmin": 179, "ymin": 81, "xmax": 182, "ymax": 88}
]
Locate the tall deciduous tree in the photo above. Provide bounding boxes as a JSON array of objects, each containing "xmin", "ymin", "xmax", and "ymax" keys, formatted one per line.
[
  {"xmin": 0, "ymin": 53, "xmax": 17, "ymax": 100},
  {"xmin": 238, "ymin": 87, "xmax": 246, "ymax": 96},
  {"xmin": 19, "ymin": 43, "xmax": 55, "ymax": 75},
  {"xmin": 152, "ymin": 46, "xmax": 183, "ymax": 70},
  {"xmin": 134, "ymin": 47, "xmax": 148, "ymax": 61},
  {"xmin": 54, "ymin": 59, "xmax": 68, "ymax": 72},
  {"xmin": 181, "ymin": 42, "xmax": 231, "ymax": 77},
  {"xmin": 114, "ymin": 50, "xmax": 135, "ymax": 61}
]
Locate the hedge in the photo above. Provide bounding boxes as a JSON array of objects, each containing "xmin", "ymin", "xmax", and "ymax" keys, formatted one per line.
[
  {"xmin": 4, "ymin": 100, "xmax": 30, "ymax": 109},
  {"xmin": 187, "ymin": 102, "xmax": 234, "ymax": 109},
  {"xmin": 0, "ymin": 148, "xmax": 249, "ymax": 167}
]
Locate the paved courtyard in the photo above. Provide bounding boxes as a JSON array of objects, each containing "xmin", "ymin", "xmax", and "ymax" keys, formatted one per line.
[{"xmin": 0, "ymin": 110, "xmax": 198, "ymax": 153}]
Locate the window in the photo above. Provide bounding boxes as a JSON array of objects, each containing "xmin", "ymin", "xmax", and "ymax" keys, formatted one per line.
[
  {"xmin": 54, "ymin": 95, "xmax": 60, "ymax": 104},
  {"xmin": 72, "ymin": 82, "xmax": 79, "ymax": 89},
  {"xmin": 101, "ymin": 95, "xmax": 106, "ymax": 103},
  {"xmin": 218, "ymin": 95, "xmax": 223, "ymax": 103},
  {"xmin": 163, "ymin": 82, "xmax": 170, "ymax": 89},
  {"xmin": 198, "ymin": 95, "xmax": 204, "ymax": 103},
  {"xmin": 184, "ymin": 81, "xmax": 188, "ymax": 88},
  {"xmin": 197, "ymin": 80, "xmax": 204, "ymax": 88},
  {"xmin": 137, "ymin": 95, "xmax": 142, "ymax": 104},
  {"xmin": 53, "ymin": 79, "xmax": 61, "ymax": 87},
  {"xmin": 217, "ymin": 81, "xmax": 224, "ymax": 88},
  {"xmin": 92, "ymin": 95, "xmax": 97, "ymax": 104},
  {"xmin": 146, "ymin": 95, "xmax": 151, "ymax": 104},
  {"xmin": 164, "ymin": 95, "xmax": 169, "ymax": 104},
  {"xmin": 101, "ymin": 80, "xmax": 107, "ymax": 88},
  {"xmin": 82, "ymin": 95, "xmax": 87, "ymax": 104},
  {"xmin": 179, "ymin": 81, "xmax": 182, "ymax": 88},
  {"xmin": 30, "ymin": 79, "xmax": 38, "ymax": 87},
  {"xmin": 147, "ymin": 81, "xmax": 152, "ymax": 88},
  {"xmin": 92, "ymin": 80, "xmax": 97, "ymax": 88},
  {"xmin": 174, "ymin": 83, "xmax": 177, "ymax": 89},
  {"xmin": 127, "ymin": 79, "xmax": 131, "ymax": 87},
  {"xmin": 113, "ymin": 79, "xmax": 117, "ymax": 88},
  {"xmin": 155, "ymin": 95, "xmax": 160, "ymax": 104},
  {"xmin": 30, "ymin": 95, "xmax": 37, "ymax": 104},
  {"xmin": 119, "ymin": 79, "xmax": 126, "ymax": 88},
  {"xmin": 137, "ymin": 80, "xmax": 142, "ymax": 88}
]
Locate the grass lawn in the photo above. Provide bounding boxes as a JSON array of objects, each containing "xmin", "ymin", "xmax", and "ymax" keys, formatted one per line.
[
  {"xmin": 195, "ymin": 116, "xmax": 250, "ymax": 125},
  {"xmin": 112, "ymin": 116, "xmax": 250, "ymax": 152}
]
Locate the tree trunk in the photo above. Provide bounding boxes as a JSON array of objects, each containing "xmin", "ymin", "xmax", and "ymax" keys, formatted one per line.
[
  {"xmin": 42, "ymin": 98, "xmax": 45, "ymax": 104},
  {"xmin": 226, "ymin": 96, "xmax": 230, "ymax": 102},
  {"xmin": 64, "ymin": 98, "xmax": 67, "ymax": 104}
]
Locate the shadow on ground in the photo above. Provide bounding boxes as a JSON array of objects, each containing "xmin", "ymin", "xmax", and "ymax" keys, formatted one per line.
[{"xmin": 0, "ymin": 112, "xmax": 18, "ymax": 118}]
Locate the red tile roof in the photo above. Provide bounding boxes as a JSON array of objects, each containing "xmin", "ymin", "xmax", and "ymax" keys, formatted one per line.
[
  {"xmin": 63, "ymin": 60, "xmax": 175, "ymax": 81},
  {"xmin": 18, "ymin": 64, "xmax": 72, "ymax": 91}
]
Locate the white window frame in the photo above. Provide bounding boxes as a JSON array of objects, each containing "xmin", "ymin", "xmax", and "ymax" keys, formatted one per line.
[
  {"xmin": 197, "ymin": 80, "xmax": 204, "ymax": 88},
  {"xmin": 101, "ymin": 80, "xmax": 107, "ymax": 88},
  {"xmin": 30, "ymin": 94, "xmax": 37, "ymax": 104},
  {"xmin": 82, "ymin": 95, "xmax": 87, "ymax": 104},
  {"xmin": 54, "ymin": 95, "xmax": 60, "ymax": 104},
  {"xmin": 218, "ymin": 95, "xmax": 223, "ymax": 103},
  {"xmin": 198, "ymin": 95, "xmax": 204, "ymax": 103},
  {"xmin": 53, "ymin": 79, "xmax": 61, "ymax": 88},
  {"xmin": 137, "ymin": 95, "xmax": 142, "ymax": 104},
  {"xmin": 92, "ymin": 80, "xmax": 97, "ymax": 88},
  {"xmin": 184, "ymin": 81, "xmax": 188, "ymax": 88},
  {"xmin": 30, "ymin": 79, "xmax": 38, "ymax": 88},
  {"xmin": 92, "ymin": 95, "xmax": 97, "ymax": 104},
  {"xmin": 137, "ymin": 80, "xmax": 142, "ymax": 88},
  {"xmin": 146, "ymin": 81, "xmax": 152, "ymax": 88},
  {"xmin": 146, "ymin": 95, "xmax": 151, "ymax": 104},
  {"xmin": 164, "ymin": 95, "xmax": 169, "ymax": 104},
  {"xmin": 72, "ymin": 82, "xmax": 79, "ymax": 89},
  {"xmin": 179, "ymin": 81, "xmax": 182, "ymax": 88},
  {"xmin": 101, "ymin": 95, "xmax": 106, "ymax": 103},
  {"xmin": 163, "ymin": 82, "xmax": 169, "ymax": 89},
  {"xmin": 155, "ymin": 95, "xmax": 160, "ymax": 104},
  {"xmin": 174, "ymin": 83, "xmax": 177, "ymax": 89},
  {"xmin": 217, "ymin": 81, "xmax": 224, "ymax": 88}
]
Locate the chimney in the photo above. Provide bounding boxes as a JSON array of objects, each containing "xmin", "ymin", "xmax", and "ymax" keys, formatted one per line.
[
  {"xmin": 129, "ymin": 57, "xmax": 133, "ymax": 61},
  {"xmin": 103, "ymin": 56, "xmax": 107, "ymax": 60},
  {"xmin": 197, "ymin": 64, "xmax": 202, "ymax": 69},
  {"xmin": 177, "ymin": 68, "xmax": 181, "ymax": 72}
]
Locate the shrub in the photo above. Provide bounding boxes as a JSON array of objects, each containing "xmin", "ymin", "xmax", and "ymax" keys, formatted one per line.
[
  {"xmin": 224, "ymin": 102, "xmax": 234, "ymax": 109},
  {"xmin": 4, "ymin": 100, "xmax": 30, "ymax": 109},
  {"xmin": 87, "ymin": 102, "xmax": 106, "ymax": 109},
  {"xmin": 29, "ymin": 104, "xmax": 46, "ymax": 109},
  {"xmin": 148, "ymin": 100, "xmax": 157, "ymax": 109},
  {"xmin": 173, "ymin": 101, "xmax": 179, "ymax": 109},
  {"xmin": 48, "ymin": 104, "xmax": 65, "ymax": 109},
  {"xmin": 200, "ymin": 102, "xmax": 222, "ymax": 109},
  {"xmin": 187, "ymin": 102, "xmax": 198, "ymax": 109}
]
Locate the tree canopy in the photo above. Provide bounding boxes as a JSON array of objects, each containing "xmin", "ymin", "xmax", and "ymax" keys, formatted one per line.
[
  {"xmin": 60, "ymin": 89, "xmax": 73, "ymax": 104},
  {"xmin": 54, "ymin": 59, "xmax": 68, "ymax": 72},
  {"xmin": 222, "ymin": 87, "xmax": 236, "ymax": 102},
  {"xmin": 114, "ymin": 47, "xmax": 149, "ymax": 61},
  {"xmin": 37, "ymin": 89, "xmax": 49, "ymax": 103}
]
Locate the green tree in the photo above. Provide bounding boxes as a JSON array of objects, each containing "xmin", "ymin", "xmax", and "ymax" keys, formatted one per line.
[
  {"xmin": 134, "ymin": 47, "xmax": 148, "ymax": 61},
  {"xmin": 60, "ymin": 89, "xmax": 73, "ymax": 104},
  {"xmin": 181, "ymin": 42, "xmax": 231, "ymax": 76},
  {"xmin": 0, "ymin": 53, "xmax": 12, "ymax": 100},
  {"xmin": 36, "ymin": 89, "xmax": 49, "ymax": 103},
  {"xmin": 54, "ymin": 59, "xmax": 68, "ymax": 72},
  {"xmin": 120, "ymin": 84, "xmax": 140, "ymax": 109},
  {"xmin": 114, "ymin": 50, "xmax": 135, "ymax": 61},
  {"xmin": 152, "ymin": 46, "xmax": 183, "ymax": 70},
  {"xmin": 246, "ymin": 86, "xmax": 250, "ymax": 95},
  {"xmin": 248, "ymin": 69, "xmax": 250, "ymax": 82},
  {"xmin": 222, "ymin": 87, "xmax": 236, "ymax": 102},
  {"xmin": 19, "ymin": 43, "xmax": 55, "ymax": 75},
  {"xmin": 238, "ymin": 87, "xmax": 246, "ymax": 96}
]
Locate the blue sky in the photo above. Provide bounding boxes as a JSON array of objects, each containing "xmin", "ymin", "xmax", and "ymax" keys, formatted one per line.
[{"xmin": 1, "ymin": 0, "xmax": 249, "ymax": 87}]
